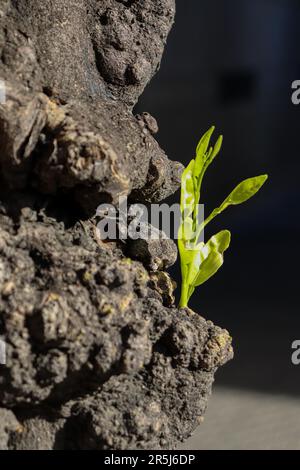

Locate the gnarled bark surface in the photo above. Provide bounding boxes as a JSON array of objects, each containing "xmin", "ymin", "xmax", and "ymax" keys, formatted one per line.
[{"xmin": 0, "ymin": 0, "xmax": 233, "ymax": 449}]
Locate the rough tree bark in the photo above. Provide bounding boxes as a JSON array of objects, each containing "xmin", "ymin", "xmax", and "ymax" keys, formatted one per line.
[{"xmin": 0, "ymin": 0, "xmax": 233, "ymax": 450}]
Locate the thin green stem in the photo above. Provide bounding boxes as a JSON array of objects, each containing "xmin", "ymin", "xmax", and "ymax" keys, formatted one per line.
[
  {"xmin": 194, "ymin": 207, "xmax": 220, "ymax": 244},
  {"xmin": 179, "ymin": 280, "xmax": 189, "ymax": 308}
]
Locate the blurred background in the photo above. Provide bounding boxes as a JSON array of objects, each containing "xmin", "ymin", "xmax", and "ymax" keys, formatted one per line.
[{"xmin": 136, "ymin": 0, "xmax": 300, "ymax": 449}]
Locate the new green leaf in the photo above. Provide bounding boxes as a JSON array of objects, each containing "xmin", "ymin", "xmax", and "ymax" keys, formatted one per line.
[
  {"xmin": 178, "ymin": 127, "xmax": 268, "ymax": 308},
  {"xmin": 193, "ymin": 249, "xmax": 224, "ymax": 287},
  {"xmin": 221, "ymin": 174, "xmax": 268, "ymax": 208},
  {"xmin": 190, "ymin": 231, "xmax": 231, "ymax": 288}
]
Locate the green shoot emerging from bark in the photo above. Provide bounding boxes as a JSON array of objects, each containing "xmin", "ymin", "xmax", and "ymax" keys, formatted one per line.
[{"xmin": 178, "ymin": 126, "xmax": 268, "ymax": 308}]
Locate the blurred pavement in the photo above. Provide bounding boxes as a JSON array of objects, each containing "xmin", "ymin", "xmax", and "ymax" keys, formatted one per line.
[{"xmin": 179, "ymin": 387, "xmax": 300, "ymax": 450}]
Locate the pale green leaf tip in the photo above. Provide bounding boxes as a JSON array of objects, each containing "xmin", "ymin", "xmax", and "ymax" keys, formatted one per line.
[
  {"xmin": 201, "ymin": 126, "xmax": 215, "ymax": 143},
  {"xmin": 226, "ymin": 230, "xmax": 231, "ymax": 246},
  {"xmin": 207, "ymin": 126, "xmax": 215, "ymax": 139},
  {"xmin": 255, "ymin": 174, "xmax": 269, "ymax": 187},
  {"xmin": 216, "ymin": 229, "xmax": 231, "ymax": 251},
  {"xmin": 213, "ymin": 134, "xmax": 223, "ymax": 152},
  {"xmin": 195, "ymin": 128, "xmax": 216, "ymax": 164}
]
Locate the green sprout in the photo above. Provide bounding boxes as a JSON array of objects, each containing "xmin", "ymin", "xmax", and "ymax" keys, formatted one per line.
[{"xmin": 178, "ymin": 126, "xmax": 268, "ymax": 308}]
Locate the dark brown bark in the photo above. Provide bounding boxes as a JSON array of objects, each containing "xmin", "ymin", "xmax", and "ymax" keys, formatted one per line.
[{"xmin": 0, "ymin": 0, "xmax": 233, "ymax": 450}]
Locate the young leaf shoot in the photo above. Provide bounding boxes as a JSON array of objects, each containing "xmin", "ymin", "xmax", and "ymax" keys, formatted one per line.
[{"xmin": 178, "ymin": 127, "xmax": 268, "ymax": 308}]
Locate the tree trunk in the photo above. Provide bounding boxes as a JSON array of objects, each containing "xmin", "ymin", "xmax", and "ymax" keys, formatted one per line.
[{"xmin": 0, "ymin": 0, "xmax": 232, "ymax": 450}]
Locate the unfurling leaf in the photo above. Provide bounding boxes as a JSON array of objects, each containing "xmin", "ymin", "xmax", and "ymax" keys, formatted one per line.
[
  {"xmin": 202, "ymin": 174, "xmax": 269, "ymax": 230},
  {"xmin": 194, "ymin": 126, "xmax": 222, "ymax": 181},
  {"xmin": 193, "ymin": 249, "xmax": 224, "ymax": 287},
  {"xmin": 191, "ymin": 230, "xmax": 231, "ymax": 288},
  {"xmin": 210, "ymin": 135, "xmax": 223, "ymax": 161},
  {"xmin": 206, "ymin": 230, "xmax": 231, "ymax": 254},
  {"xmin": 223, "ymin": 175, "xmax": 268, "ymax": 207},
  {"xmin": 180, "ymin": 160, "xmax": 195, "ymax": 214},
  {"xmin": 196, "ymin": 126, "xmax": 215, "ymax": 162}
]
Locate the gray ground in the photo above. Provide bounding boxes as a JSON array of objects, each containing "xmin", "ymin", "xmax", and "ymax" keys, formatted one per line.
[{"xmin": 180, "ymin": 387, "xmax": 300, "ymax": 450}]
